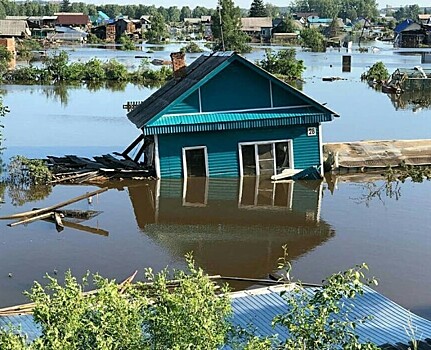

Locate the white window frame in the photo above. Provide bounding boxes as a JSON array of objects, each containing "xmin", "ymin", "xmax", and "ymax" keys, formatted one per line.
[
  {"xmin": 182, "ymin": 146, "xmax": 209, "ymax": 178},
  {"xmin": 238, "ymin": 139, "xmax": 294, "ymax": 177}
]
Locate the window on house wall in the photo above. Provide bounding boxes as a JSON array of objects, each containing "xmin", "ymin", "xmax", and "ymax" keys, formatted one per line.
[
  {"xmin": 241, "ymin": 145, "xmax": 256, "ymax": 176},
  {"xmin": 183, "ymin": 146, "xmax": 208, "ymax": 177},
  {"xmin": 239, "ymin": 140, "xmax": 292, "ymax": 178}
]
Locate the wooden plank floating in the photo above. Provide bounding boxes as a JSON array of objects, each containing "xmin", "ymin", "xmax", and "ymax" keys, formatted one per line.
[
  {"xmin": 1, "ymin": 189, "xmax": 109, "ymax": 233},
  {"xmin": 47, "ymin": 153, "xmax": 155, "ymax": 184},
  {"xmin": 0, "ymin": 187, "xmax": 108, "ymax": 221}
]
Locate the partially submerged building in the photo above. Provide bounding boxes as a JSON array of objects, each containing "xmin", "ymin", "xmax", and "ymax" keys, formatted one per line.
[
  {"xmin": 125, "ymin": 51, "xmax": 338, "ymax": 179},
  {"xmin": 241, "ymin": 17, "xmax": 273, "ymax": 41},
  {"xmin": 394, "ymin": 19, "xmax": 431, "ymax": 47}
]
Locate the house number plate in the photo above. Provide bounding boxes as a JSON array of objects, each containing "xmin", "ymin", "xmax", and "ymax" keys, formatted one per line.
[{"xmin": 307, "ymin": 127, "xmax": 317, "ymax": 136}]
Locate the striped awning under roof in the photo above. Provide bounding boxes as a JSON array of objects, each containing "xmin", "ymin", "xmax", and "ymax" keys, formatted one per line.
[{"xmin": 142, "ymin": 109, "xmax": 333, "ymax": 135}]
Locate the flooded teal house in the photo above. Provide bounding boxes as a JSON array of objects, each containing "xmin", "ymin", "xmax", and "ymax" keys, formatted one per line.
[{"xmin": 126, "ymin": 51, "xmax": 339, "ymax": 179}]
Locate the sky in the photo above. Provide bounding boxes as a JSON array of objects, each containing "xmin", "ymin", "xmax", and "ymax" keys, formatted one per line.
[{"xmin": 84, "ymin": 0, "xmax": 431, "ymax": 8}]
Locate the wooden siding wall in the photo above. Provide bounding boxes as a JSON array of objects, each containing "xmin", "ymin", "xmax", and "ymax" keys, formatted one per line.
[
  {"xmin": 158, "ymin": 124, "xmax": 320, "ymax": 178},
  {"xmin": 164, "ymin": 60, "xmax": 307, "ymax": 115}
]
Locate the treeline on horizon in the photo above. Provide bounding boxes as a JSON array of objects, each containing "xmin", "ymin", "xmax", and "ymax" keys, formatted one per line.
[{"xmin": 0, "ymin": 0, "xmax": 426, "ymax": 24}]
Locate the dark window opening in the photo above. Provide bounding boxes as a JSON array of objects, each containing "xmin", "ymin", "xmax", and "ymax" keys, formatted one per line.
[
  {"xmin": 185, "ymin": 148, "xmax": 206, "ymax": 177},
  {"xmin": 241, "ymin": 145, "xmax": 256, "ymax": 176}
]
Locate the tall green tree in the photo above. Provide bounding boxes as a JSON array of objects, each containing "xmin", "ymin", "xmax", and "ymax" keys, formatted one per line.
[
  {"xmin": 180, "ymin": 6, "xmax": 192, "ymax": 20},
  {"xmin": 145, "ymin": 12, "xmax": 168, "ymax": 43},
  {"xmin": 256, "ymin": 48, "xmax": 305, "ymax": 80},
  {"xmin": 265, "ymin": 3, "xmax": 280, "ymax": 17},
  {"xmin": 212, "ymin": 0, "xmax": 251, "ymax": 52},
  {"xmin": 60, "ymin": 0, "xmax": 70, "ymax": 13},
  {"xmin": 300, "ymin": 27, "xmax": 326, "ymax": 52},
  {"xmin": 249, "ymin": 0, "xmax": 268, "ymax": 17}
]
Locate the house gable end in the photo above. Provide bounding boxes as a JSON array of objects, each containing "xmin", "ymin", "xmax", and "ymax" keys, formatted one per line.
[
  {"xmin": 199, "ymin": 59, "xmax": 272, "ymax": 112},
  {"xmin": 140, "ymin": 52, "xmax": 337, "ymax": 129}
]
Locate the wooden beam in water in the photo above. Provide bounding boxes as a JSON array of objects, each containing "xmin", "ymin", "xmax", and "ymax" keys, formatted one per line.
[{"xmin": 0, "ymin": 187, "xmax": 108, "ymax": 221}]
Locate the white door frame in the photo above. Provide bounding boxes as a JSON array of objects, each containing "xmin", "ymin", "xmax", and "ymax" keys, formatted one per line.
[
  {"xmin": 238, "ymin": 139, "xmax": 293, "ymax": 177},
  {"xmin": 182, "ymin": 146, "xmax": 209, "ymax": 178}
]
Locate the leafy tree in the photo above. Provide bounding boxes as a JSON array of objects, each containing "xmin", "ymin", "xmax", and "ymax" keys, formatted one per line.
[
  {"xmin": 274, "ymin": 262, "xmax": 379, "ymax": 349},
  {"xmin": 142, "ymin": 253, "xmax": 231, "ymax": 349},
  {"xmin": 60, "ymin": 0, "xmax": 70, "ymax": 12},
  {"xmin": 118, "ymin": 34, "xmax": 136, "ymax": 50},
  {"xmin": 104, "ymin": 59, "xmax": 129, "ymax": 80},
  {"xmin": 43, "ymin": 51, "xmax": 69, "ymax": 82},
  {"xmin": 0, "ymin": 45, "xmax": 12, "ymax": 76},
  {"xmin": 300, "ymin": 27, "xmax": 326, "ymax": 52},
  {"xmin": 145, "ymin": 12, "xmax": 168, "ymax": 44},
  {"xmin": 212, "ymin": 0, "xmax": 251, "ymax": 53},
  {"xmin": 181, "ymin": 42, "xmax": 204, "ymax": 53},
  {"xmin": 167, "ymin": 6, "xmax": 180, "ymax": 22},
  {"xmin": 394, "ymin": 4, "xmax": 420, "ymax": 21},
  {"xmin": 192, "ymin": 6, "xmax": 213, "ymax": 18},
  {"xmin": 256, "ymin": 48, "xmax": 305, "ymax": 80},
  {"xmin": 360, "ymin": 61, "xmax": 389, "ymax": 82},
  {"xmin": 265, "ymin": 3, "xmax": 280, "ymax": 17},
  {"xmin": 180, "ymin": 5, "xmax": 192, "ymax": 21},
  {"xmin": 249, "ymin": 0, "xmax": 268, "ymax": 17}
]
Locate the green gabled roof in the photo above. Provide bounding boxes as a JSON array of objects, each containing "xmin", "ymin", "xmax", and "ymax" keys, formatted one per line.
[
  {"xmin": 143, "ymin": 108, "xmax": 332, "ymax": 135},
  {"xmin": 128, "ymin": 51, "xmax": 339, "ymax": 132}
]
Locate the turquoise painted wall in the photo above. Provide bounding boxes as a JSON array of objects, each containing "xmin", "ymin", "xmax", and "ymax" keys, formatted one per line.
[
  {"xmin": 163, "ymin": 60, "xmax": 316, "ymax": 117},
  {"xmin": 158, "ymin": 124, "xmax": 321, "ymax": 178},
  {"xmin": 200, "ymin": 61, "xmax": 271, "ymax": 112}
]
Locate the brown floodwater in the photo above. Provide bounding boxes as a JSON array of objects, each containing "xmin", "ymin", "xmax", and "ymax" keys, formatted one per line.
[
  {"xmin": 0, "ymin": 176, "xmax": 431, "ymax": 321},
  {"xmin": 1, "ymin": 45, "xmax": 431, "ymax": 319}
]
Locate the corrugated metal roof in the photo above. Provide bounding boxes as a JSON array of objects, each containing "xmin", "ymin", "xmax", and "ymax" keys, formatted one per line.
[
  {"xmin": 2, "ymin": 285, "xmax": 431, "ymax": 347},
  {"xmin": 0, "ymin": 19, "xmax": 30, "ymax": 37},
  {"xmin": 241, "ymin": 17, "xmax": 273, "ymax": 30},
  {"xmin": 230, "ymin": 285, "xmax": 431, "ymax": 347},
  {"xmin": 127, "ymin": 51, "xmax": 234, "ymax": 129},
  {"xmin": 127, "ymin": 52, "xmax": 339, "ymax": 132},
  {"xmin": 143, "ymin": 110, "xmax": 333, "ymax": 135}
]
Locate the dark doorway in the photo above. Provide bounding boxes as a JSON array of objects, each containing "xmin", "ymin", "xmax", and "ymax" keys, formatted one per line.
[{"xmin": 184, "ymin": 147, "xmax": 207, "ymax": 177}]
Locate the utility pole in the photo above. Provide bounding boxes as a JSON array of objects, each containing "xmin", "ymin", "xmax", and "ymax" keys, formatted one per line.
[{"xmin": 218, "ymin": 0, "xmax": 225, "ymax": 51}]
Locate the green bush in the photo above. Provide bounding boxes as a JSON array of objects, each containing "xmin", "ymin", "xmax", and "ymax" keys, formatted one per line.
[
  {"xmin": 118, "ymin": 34, "xmax": 136, "ymax": 51},
  {"xmin": 83, "ymin": 58, "xmax": 106, "ymax": 81},
  {"xmin": 180, "ymin": 42, "xmax": 204, "ymax": 53},
  {"xmin": 104, "ymin": 59, "xmax": 129, "ymax": 81},
  {"xmin": 7, "ymin": 156, "xmax": 52, "ymax": 186},
  {"xmin": 361, "ymin": 61, "xmax": 389, "ymax": 82},
  {"xmin": 300, "ymin": 28, "xmax": 326, "ymax": 52},
  {"xmin": 256, "ymin": 49, "xmax": 305, "ymax": 81}
]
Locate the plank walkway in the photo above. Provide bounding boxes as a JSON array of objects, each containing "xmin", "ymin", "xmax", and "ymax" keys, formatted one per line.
[{"xmin": 2, "ymin": 285, "xmax": 431, "ymax": 348}]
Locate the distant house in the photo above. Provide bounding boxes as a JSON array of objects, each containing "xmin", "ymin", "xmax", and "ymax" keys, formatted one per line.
[
  {"xmin": 140, "ymin": 15, "xmax": 151, "ymax": 31},
  {"xmin": 0, "ymin": 20, "xmax": 31, "ymax": 38},
  {"xmin": 48, "ymin": 26, "xmax": 87, "ymax": 41},
  {"xmin": 307, "ymin": 16, "xmax": 333, "ymax": 28},
  {"xmin": 183, "ymin": 16, "xmax": 212, "ymax": 38},
  {"xmin": 418, "ymin": 14, "xmax": 431, "ymax": 25},
  {"xmin": 55, "ymin": 12, "xmax": 90, "ymax": 28},
  {"xmin": 241, "ymin": 17, "xmax": 273, "ymax": 41},
  {"xmin": 106, "ymin": 18, "xmax": 135, "ymax": 41},
  {"xmin": 394, "ymin": 19, "xmax": 429, "ymax": 48},
  {"xmin": 125, "ymin": 51, "xmax": 338, "ymax": 179},
  {"xmin": 90, "ymin": 11, "xmax": 110, "ymax": 26},
  {"xmin": 292, "ymin": 12, "xmax": 319, "ymax": 20}
]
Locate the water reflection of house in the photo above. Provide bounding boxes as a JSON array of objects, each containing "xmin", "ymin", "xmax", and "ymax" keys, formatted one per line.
[
  {"xmin": 125, "ymin": 51, "xmax": 338, "ymax": 179},
  {"xmin": 127, "ymin": 178, "xmax": 334, "ymax": 277}
]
